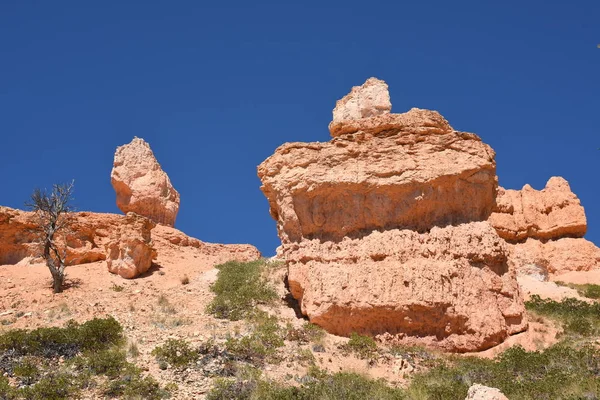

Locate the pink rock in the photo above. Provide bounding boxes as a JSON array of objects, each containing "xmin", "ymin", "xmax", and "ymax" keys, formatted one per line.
[
  {"xmin": 331, "ymin": 77, "xmax": 391, "ymax": 125},
  {"xmin": 111, "ymin": 137, "xmax": 180, "ymax": 227},
  {"xmin": 489, "ymin": 176, "xmax": 600, "ymax": 277},
  {"xmin": 509, "ymin": 237, "xmax": 600, "ymax": 275},
  {"xmin": 105, "ymin": 213, "xmax": 157, "ymax": 279},
  {"xmin": 258, "ymin": 78, "xmax": 526, "ymax": 352},
  {"xmin": 259, "ymin": 115, "xmax": 497, "ymax": 245},
  {"xmin": 489, "ymin": 177, "xmax": 587, "ymax": 241},
  {"xmin": 465, "ymin": 384, "xmax": 508, "ymax": 400},
  {"xmin": 284, "ymin": 222, "xmax": 526, "ymax": 352}
]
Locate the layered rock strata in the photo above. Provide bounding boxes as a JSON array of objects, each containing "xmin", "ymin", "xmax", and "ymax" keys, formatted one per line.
[
  {"xmin": 111, "ymin": 137, "xmax": 180, "ymax": 227},
  {"xmin": 489, "ymin": 177, "xmax": 600, "ymax": 276},
  {"xmin": 258, "ymin": 78, "xmax": 527, "ymax": 352}
]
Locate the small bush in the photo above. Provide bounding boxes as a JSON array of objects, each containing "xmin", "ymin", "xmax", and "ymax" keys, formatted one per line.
[
  {"xmin": 12, "ymin": 357, "xmax": 40, "ymax": 385},
  {"xmin": 285, "ymin": 323, "xmax": 326, "ymax": 344},
  {"xmin": 554, "ymin": 281, "xmax": 600, "ymax": 299},
  {"xmin": 207, "ymin": 368, "xmax": 405, "ymax": 400},
  {"xmin": 157, "ymin": 294, "xmax": 177, "ymax": 314},
  {"xmin": 128, "ymin": 341, "xmax": 140, "ymax": 358},
  {"xmin": 180, "ymin": 275, "xmax": 190, "ymax": 285},
  {"xmin": 104, "ymin": 374, "xmax": 169, "ymax": 399},
  {"xmin": 73, "ymin": 348, "xmax": 129, "ymax": 378},
  {"xmin": 19, "ymin": 372, "xmax": 79, "ymax": 400},
  {"xmin": 152, "ymin": 338, "xmax": 199, "ymax": 368},
  {"xmin": 207, "ymin": 260, "xmax": 278, "ymax": 321},
  {"xmin": 407, "ymin": 343, "xmax": 600, "ymax": 400},
  {"xmin": 225, "ymin": 312, "xmax": 284, "ymax": 366},
  {"xmin": 0, "ymin": 317, "xmax": 123, "ymax": 359},
  {"xmin": 110, "ymin": 283, "xmax": 124, "ymax": 292},
  {"xmin": 583, "ymin": 284, "xmax": 600, "ymax": 299},
  {"xmin": 0, "ymin": 375, "xmax": 17, "ymax": 399},
  {"xmin": 525, "ymin": 295, "xmax": 600, "ymax": 336},
  {"xmin": 340, "ymin": 333, "xmax": 378, "ymax": 360}
]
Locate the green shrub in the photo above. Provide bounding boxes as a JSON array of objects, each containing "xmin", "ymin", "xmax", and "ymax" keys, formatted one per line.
[
  {"xmin": 525, "ymin": 295, "xmax": 600, "ymax": 336},
  {"xmin": 408, "ymin": 343, "xmax": 600, "ymax": 400},
  {"xmin": 0, "ymin": 317, "xmax": 170, "ymax": 399},
  {"xmin": 0, "ymin": 375, "xmax": 17, "ymax": 399},
  {"xmin": 340, "ymin": 333, "xmax": 378, "ymax": 360},
  {"xmin": 19, "ymin": 372, "xmax": 79, "ymax": 400},
  {"xmin": 151, "ymin": 338, "xmax": 199, "ymax": 368},
  {"xmin": 583, "ymin": 284, "xmax": 600, "ymax": 299},
  {"xmin": 12, "ymin": 357, "xmax": 40, "ymax": 385},
  {"xmin": 225, "ymin": 312, "xmax": 284, "ymax": 365},
  {"xmin": 207, "ymin": 369, "xmax": 405, "ymax": 400},
  {"xmin": 0, "ymin": 317, "xmax": 123, "ymax": 360},
  {"xmin": 285, "ymin": 323, "xmax": 326, "ymax": 344},
  {"xmin": 554, "ymin": 281, "xmax": 600, "ymax": 299},
  {"xmin": 104, "ymin": 374, "xmax": 169, "ymax": 399},
  {"xmin": 73, "ymin": 348, "xmax": 129, "ymax": 378},
  {"xmin": 110, "ymin": 283, "xmax": 124, "ymax": 292},
  {"xmin": 207, "ymin": 260, "xmax": 278, "ymax": 321}
]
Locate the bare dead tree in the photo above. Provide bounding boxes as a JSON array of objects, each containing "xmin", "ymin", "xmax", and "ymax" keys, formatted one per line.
[{"xmin": 26, "ymin": 181, "xmax": 75, "ymax": 293}]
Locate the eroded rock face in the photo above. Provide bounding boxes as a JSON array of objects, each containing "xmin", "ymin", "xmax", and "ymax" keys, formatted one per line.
[
  {"xmin": 489, "ymin": 177, "xmax": 587, "ymax": 241},
  {"xmin": 284, "ymin": 222, "xmax": 526, "ymax": 352},
  {"xmin": 509, "ymin": 237, "xmax": 600, "ymax": 276},
  {"xmin": 0, "ymin": 207, "xmax": 261, "ymax": 277},
  {"xmin": 465, "ymin": 384, "xmax": 508, "ymax": 400},
  {"xmin": 258, "ymin": 78, "xmax": 527, "ymax": 352},
  {"xmin": 260, "ymin": 109, "xmax": 497, "ymax": 245},
  {"xmin": 111, "ymin": 137, "xmax": 180, "ymax": 227},
  {"xmin": 105, "ymin": 213, "xmax": 157, "ymax": 279},
  {"xmin": 489, "ymin": 177, "xmax": 600, "ymax": 277}
]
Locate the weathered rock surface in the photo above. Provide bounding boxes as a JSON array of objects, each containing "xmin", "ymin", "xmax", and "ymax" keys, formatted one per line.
[
  {"xmin": 258, "ymin": 77, "xmax": 527, "ymax": 352},
  {"xmin": 489, "ymin": 177, "xmax": 587, "ymax": 241},
  {"xmin": 105, "ymin": 213, "xmax": 157, "ymax": 279},
  {"xmin": 0, "ymin": 207, "xmax": 261, "ymax": 277},
  {"xmin": 490, "ymin": 177, "xmax": 600, "ymax": 277},
  {"xmin": 465, "ymin": 384, "xmax": 509, "ymax": 400},
  {"xmin": 284, "ymin": 222, "xmax": 526, "ymax": 352},
  {"xmin": 509, "ymin": 237, "xmax": 600, "ymax": 275},
  {"xmin": 260, "ymin": 109, "xmax": 497, "ymax": 245},
  {"xmin": 111, "ymin": 137, "xmax": 180, "ymax": 227},
  {"xmin": 331, "ymin": 77, "xmax": 391, "ymax": 127}
]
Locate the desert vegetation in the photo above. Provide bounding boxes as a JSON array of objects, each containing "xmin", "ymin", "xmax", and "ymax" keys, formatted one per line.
[{"xmin": 0, "ymin": 317, "xmax": 171, "ymax": 399}]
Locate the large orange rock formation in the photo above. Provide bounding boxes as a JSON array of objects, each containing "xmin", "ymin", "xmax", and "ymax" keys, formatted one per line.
[
  {"xmin": 258, "ymin": 78, "xmax": 527, "ymax": 352},
  {"xmin": 111, "ymin": 137, "xmax": 180, "ymax": 227},
  {"xmin": 489, "ymin": 177, "xmax": 600, "ymax": 276}
]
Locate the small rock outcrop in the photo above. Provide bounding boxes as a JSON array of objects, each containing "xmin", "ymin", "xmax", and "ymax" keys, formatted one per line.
[
  {"xmin": 465, "ymin": 384, "xmax": 509, "ymax": 400},
  {"xmin": 258, "ymin": 78, "xmax": 527, "ymax": 352},
  {"xmin": 111, "ymin": 137, "xmax": 180, "ymax": 227},
  {"xmin": 105, "ymin": 213, "xmax": 157, "ymax": 279},
  {"xmin": 489, "ymin": 177, "xmax": 600, "ymax": 277},
  {"xmin": 331, "ymin": 77, "xmax": 391, "ymax": 128},
  {"xmin": 489, "ymin": 177, "xmax": 587, "ymax": 241}
]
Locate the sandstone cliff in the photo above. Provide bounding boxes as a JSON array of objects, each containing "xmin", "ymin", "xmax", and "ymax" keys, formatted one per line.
[{"xmin": 258, "ymin": 78, "xmax": 527, "ymax": 352}]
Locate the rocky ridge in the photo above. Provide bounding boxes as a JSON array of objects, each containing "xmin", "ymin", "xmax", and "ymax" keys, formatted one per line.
[{"xmin": 0, "ymin": 206, "xmax": 260, "ymax": 278}]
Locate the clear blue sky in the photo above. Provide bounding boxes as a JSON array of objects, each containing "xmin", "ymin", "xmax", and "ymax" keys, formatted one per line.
[{"xmin": 1, "ymin": 1, "xmax": 598, "ymax": 256}]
